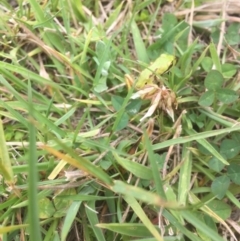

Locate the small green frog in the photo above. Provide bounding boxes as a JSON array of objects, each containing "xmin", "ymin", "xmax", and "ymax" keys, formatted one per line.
[{"xmin": 136, "ymin": 53, "xmax": 175, "ymax": 88}]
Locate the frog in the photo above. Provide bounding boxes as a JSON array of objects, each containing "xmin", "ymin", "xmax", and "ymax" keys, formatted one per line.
[{"xmin": 136, "ymin": 53, "xmax": 176, "ymax": 88}]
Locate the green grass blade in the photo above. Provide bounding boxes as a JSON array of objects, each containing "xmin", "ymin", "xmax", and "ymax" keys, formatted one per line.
[
  {"xmin": 112, "ymin": 180, "xmax": 179, "ymax": 209},
  {"xmin": 131, "ymin": 20, "xmax": 149, "ymax": 63},
  {"xmin": 61, "ymin": 201, "xmax": 82, "ymax": 241},
  {"xmin": 113, "ymin": 152, "xmax": 153, "ymax": 180},
  {"xmin": 185, "ymin": 128, "xmax": 228, "ymax": 165},
  {"xmin": 178, "ymin": 144, "xmax": 192, "ymax": 205},
  {"xmin": 43, "ymin": 143, "xmax": 113, "ymax": 186},
  {"xmin": 163, "ymin": 209, "xmax": 203, "ymax": 241},
  {"xmin": 85, "ymin": 201, "xmax": 106, "ymax": 241},
  {"xmin": 123, "ymin": 195, "xmax": 163, "ymax": 241},
  {"xmin": 180, "ymin": 210, "xmax": 226, "ymax": 241},
  {"xmin": 144, "ymin": 134, "xmax": 166, "ymax": 199},
  {"xmin": 96, "ymin": 223, "xmax": 159, "ymax": 238},
  {"xmin": 0, "ymin": 119, "xmax": 14, "ymax": 183},
  {"xmin": 27, "ymin": 80, "xmax": 42, "ymax": 241},
  {"xmin": 153, "ymin": 125, "xmax": 240, "ymax": 152}
]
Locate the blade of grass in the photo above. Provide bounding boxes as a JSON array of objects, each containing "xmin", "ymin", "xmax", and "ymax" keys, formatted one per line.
[
  {"xmin": 97, "ymin": 223, "xmax": 159, "ymax": 238},
  {"xmin": 162, "ymin": 209, "xmax": 202, "ymax": 241},
  {"xmin": 61, "ymin": 201, "xmax": 82, "ymax": 241},
  {"xmin": 131, "ymin": 20, "xmax": 149, "ymax": 63},
  {"xmin": 185, "ymin": 128, "xmax": 228, "ymax": 165},
  {"xmin": 85, "ymin": 201, "xmax": 106, "ymax": 241},
  {"xmin": 0, "ymin": 119, "xmax": 14, "ymax": 183},
  {"xmin": 144, "ymin": 133, "xmax": 166, "ymax": 199},
  {"xmin": 28, "ymin": 0, "xmax": 64, "ymax": 51},
  {"xmin": 42, "ymin": 144, "xmax": 113, "ymax": 186},
  {"xmin": 153, "ymin": 125, "xmax": 240, "ymax": 151},
  {"xmin": 0, "ymin": 75, "xmax": 66, "ymax": 137},
  {"xmin": 0, "ymin": 62, "xmax": 69, "ymax": 95},
  {"xmin": 123, "ymin": 195, "xmax": 163, "ymax": 241},
  {"xmin": 27, "ymin": 80, "xmax": 42, "ymax": 241},
  {"xmin": 43, "ymin": 220, "xmax": 58, "ymax": 241},
  {"xmin": 113, "ymin": 153, "xmax": 153, "ymax": 180},
  {"xmin": 178, "ymin": 144, "xmax": 192, "ymax": 205},
  {"xmin": 0, "ymin": 224, "xmax": 29, "ymax": 234},
  {"xmin": 180, "ymin": 210, "xmax": 226, "ymax": 241},
  {"xmin": 112, "ymin": 180, "xmax": 179, "ymax": 209}
]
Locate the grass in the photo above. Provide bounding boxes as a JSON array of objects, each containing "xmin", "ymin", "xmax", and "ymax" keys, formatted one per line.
[{"xmin": 0, "ymin": 0, "xmax": 240, "ymax": 240}]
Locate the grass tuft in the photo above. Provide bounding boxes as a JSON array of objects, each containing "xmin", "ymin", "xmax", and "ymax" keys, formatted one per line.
[{"xmin": 0, "ymin": 0, "xmax": 240, "ymax": 240}]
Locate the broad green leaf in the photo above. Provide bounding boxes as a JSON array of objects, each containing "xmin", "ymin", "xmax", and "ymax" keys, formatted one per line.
[
  {"xmin": 94, "ymin": 40, "xmax": 111, "ymax": 93},
  {"xmin": 201, "ymin": 57, "xmax": 213, "ymax": 72},
  {"xmin": 111, "ymin": 95, "xmax": 130, "ymax": 130},
  {"xmin": 227, "ymin": 163, "xmax": 240, "ymax": 184},
  {"xmin": 111, "ymin": 95, "xmax": 124, "ymax": 111},
  {"xmin": 220, "ymin": 139, "xmax": 240, "ymax": 159},
  {"xmin": 206, "ymin": 200, "xmax": 231, "ymax": 221},
  {"xmin": 198, "ymin": 90, "xmax": 215, "ymax": 106},
  {"xmin": 115, "ymin": 112, "xmax": 129, "ymax": 131},
  {"xmin": 225, "ymin": 22, "xmax": 240, "ymax": 45},
  {"xmin": 126, "ymin": 99, "xmax": 142, "ymax": 115},
  {"xmin": 216, "ymin": 89, "xmax": 238, "ymax": 104},
  {"xmin": 204, "ymin": 70, "xmax": 224, "ymax": 90},
  {"xmin": 208, "ymin": 157, "xmax": 225, "ymax": 172},
  {"xmin": 136, "ymin": 54, "xmax": 175, "ymax": 88},
  {"xmin": 222, "ymin": 63, "xmax": 237, "ymax": 78},
  {"xmin": 100, "ymin": 160, "xmax": 112, "ymax": 170},
  {"xmin": 211, "ymin": 176, "xmax": 230, "ymax": 199},
  {"xmin": 94, "ymin": 76, "xmax": 108, "ymax": 93},
  {"xmin": 101, "ymin": 61, "xmax": 111, "ymax": 76},
  {"xmin": 96, "ymin": 41, "xmax": 108, "ymax": 58},
  {"xmin": 162, "ymin": 13, "xmax": 178, "ymax": 31}
]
